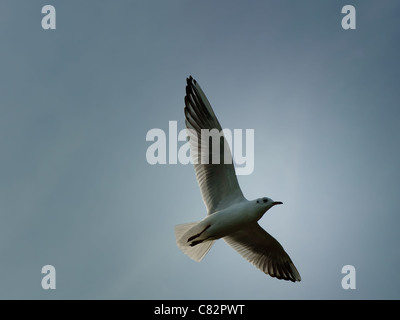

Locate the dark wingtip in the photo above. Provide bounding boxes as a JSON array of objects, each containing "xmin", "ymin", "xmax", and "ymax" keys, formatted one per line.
[
  {"xmin": 185, "ymin": 76, "xmax": 197, "ymax": 99},
  {"xmin": 187, "ymin": 75, "xmax": 196, "ymax": 85}
]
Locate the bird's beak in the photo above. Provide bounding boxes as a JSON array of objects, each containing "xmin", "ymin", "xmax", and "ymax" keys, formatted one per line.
[{"xmin": 272, "ymin": 201, "xmax": 283, "ymax": 206}]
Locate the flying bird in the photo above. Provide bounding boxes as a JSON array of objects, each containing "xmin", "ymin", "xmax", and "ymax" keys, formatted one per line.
[{"xmin": 175, "ymin": 76, "xmax": 301, "ymax": 282}]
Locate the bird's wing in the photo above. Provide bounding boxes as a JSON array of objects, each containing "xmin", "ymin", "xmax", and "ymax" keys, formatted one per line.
[
  {"xmin": 184, "ymin": 76, "xmax": 245, "ymax": 214},
  {"xmin": 224, "ymin": 223, "xmax": 301, "ymax": 282}
]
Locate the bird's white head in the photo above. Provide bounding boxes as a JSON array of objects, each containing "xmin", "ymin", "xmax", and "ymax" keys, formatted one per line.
[{"xmin": 255, "ymin": 197, "xmax": 283, "ymax": 212}]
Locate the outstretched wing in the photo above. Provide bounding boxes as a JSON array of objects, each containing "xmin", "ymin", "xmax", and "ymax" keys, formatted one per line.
[
  {"xmin": 184, "ymin": 76, "xmax": 245, "ymax": 214},
  {"xmin": 224, "ymin": 223, "xmax": 301, "ymax": 282}
]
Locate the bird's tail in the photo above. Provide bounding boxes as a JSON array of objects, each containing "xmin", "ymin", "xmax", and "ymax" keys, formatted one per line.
[{"xmin": 174, "ymin": 222, "xmax": 215, "ymax": 262}]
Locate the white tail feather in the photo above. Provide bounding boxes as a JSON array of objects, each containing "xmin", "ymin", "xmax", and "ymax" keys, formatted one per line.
[{"xmin": 174, "ymin": 222, "xmax": 215, "ymax": 262}]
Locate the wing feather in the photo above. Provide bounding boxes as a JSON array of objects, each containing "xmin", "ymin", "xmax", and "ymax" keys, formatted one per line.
[
  {"xmin": 224, "ymin": 223, "xmax": 301, "ymax": 282},
  {"xmin": 184, "ymin": 76, "xmax": 245, "ymax": 213}
]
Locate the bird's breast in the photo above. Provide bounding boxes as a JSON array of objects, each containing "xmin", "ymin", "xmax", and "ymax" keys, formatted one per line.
[{"xmin": 204, "ymin": 202, "xmax": 258, "ymax": 239}]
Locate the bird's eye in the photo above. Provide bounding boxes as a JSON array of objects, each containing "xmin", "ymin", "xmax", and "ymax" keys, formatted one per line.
[
  {"xmin": 263, "ymin": 198, "xmax": 268, "ymax": 203},
  {"xmin": 256, "ymin": 200, "xmax": 259, "ymax": 204}
]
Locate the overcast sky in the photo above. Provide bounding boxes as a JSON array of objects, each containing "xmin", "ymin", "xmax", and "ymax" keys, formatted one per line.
[{"xmin": 1, "ymin": 0, "xmax": 399, "ymax": 299}]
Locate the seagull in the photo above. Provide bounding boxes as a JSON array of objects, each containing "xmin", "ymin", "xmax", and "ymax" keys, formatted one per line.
[{"xmin": 174, "ymin": 76, "xmax": 301, "ymax": 282}]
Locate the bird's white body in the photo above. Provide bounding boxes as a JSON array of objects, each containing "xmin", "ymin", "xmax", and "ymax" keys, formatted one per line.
[
  {"xmin": 183, "ymin": 200, "xmax": 266, "ymax": 242},
  {"xmin": 202, "ymin": 200, "xmax": 259, "ymax": 239}
]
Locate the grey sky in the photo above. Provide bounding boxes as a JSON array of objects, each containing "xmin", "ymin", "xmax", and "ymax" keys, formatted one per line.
[{"xmin": 0, "ymin": 1, "xmax": 399, "ymax": 299}]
